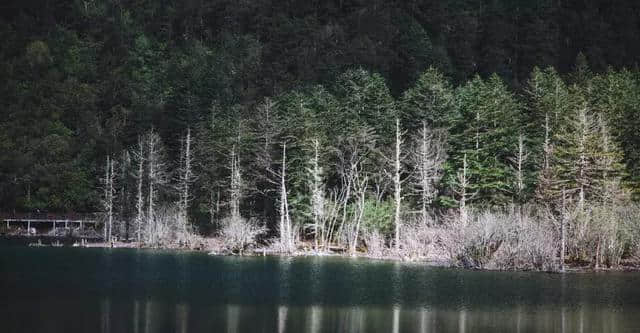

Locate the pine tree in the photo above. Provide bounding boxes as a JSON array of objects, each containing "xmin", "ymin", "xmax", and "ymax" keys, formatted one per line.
[
  {"xmin": 446, "ymin": 74, "xmax": 522, "ymax": 205},
  {"xmin": 591, "ymin": 69, "xmax": 640, "ymax": 198},
  {"xmin": 399, "ymin": 67, "xmax": 457, "ymax": 132},
  {"xmin": 526, "ymin": 67, "xmax": 570, "ymax": 204}
]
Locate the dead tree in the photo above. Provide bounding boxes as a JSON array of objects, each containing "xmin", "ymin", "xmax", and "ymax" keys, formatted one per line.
[
  {"xmin": 509, "ymin": 133, "xmax": 530, "ymax": 225},
  {"xmin": 393, "ymin": 119, "xmax": 403, "ymax": 251},
  {"xmin": 176, "ymin": 128, "xmax": 196, "ymax": 243},
  {"xmin": 350, "ymin": 171, "xmax": 368, "ymax": 255},
  {"xmin": 145, "ymin": 129, "xmax": 169, "ymax": 244},
  {"xmin": 454, "ymin": 154, "xmax": 476, "ymax": 224},
  {"xmin": 132, "ymin": 136, "xmax": 145, "ymax": 243},
  {"xmin": 308, "ymin": 138, "xmax": 325, "ymax": 251},
  {"xmin": 102, "ymin": 155, "xmax": 116, "ymax": 243},
  {"xmin": 509, "ymin": 133, "xmax": 529, "ymax": 199},
  {"xmin": 118, "ymin": 150, "xmax": 131, "ymax": 239},
  {"xmin": 383, "ymin": 118, "xmax": 407, "ymax": 252},
  {"xmin": 410, "ymin": 122, "xmax": 447, "ymax": 226},
  {"xmin": 279, "ymin": 142, "xmax": 293, "ymax": 252},
  {"xmin": 333, "ymin": 127, "xmax": 376, "ymax": 248},
  {"xmin": 229, "ymin": 144, "xmax": 242, "ymax": 220},
  {"xmin": 560, "ymin": 188, "xmax": 567, "ymax": 272}
]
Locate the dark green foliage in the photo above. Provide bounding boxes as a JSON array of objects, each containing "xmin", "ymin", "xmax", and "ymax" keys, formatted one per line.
[
  {"xmin": 1, "ymin": 0, "xmax": 640, "ymax": 233},
  {"xmin": 443, "ymin": 75, "xmax": 523, "ymax": 205},
  {"xmin": 399, "ymin": 67, "xmax": 457, "ymax": 131}
]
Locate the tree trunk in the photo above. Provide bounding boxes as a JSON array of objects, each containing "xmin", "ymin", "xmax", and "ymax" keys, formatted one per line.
[
  {"xmin": 280, "ymin": 142, "xmax": 292, "ymax": 252},
  {"xmin": 135, "ymin": 137, "xmax": 144, "ymax": 244},
  {"xmin": 394, "ymin": 118, "xmax": 402, "ymax": 252},
  {"xmin": 561, "ymin": 188, "xmax": 566, "ymax": 272}
]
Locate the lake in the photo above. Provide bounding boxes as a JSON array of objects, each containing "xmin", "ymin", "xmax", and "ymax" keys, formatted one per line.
[{"xmin": 1, "ymin": 243, "xmax": 639, "ymax": 333}]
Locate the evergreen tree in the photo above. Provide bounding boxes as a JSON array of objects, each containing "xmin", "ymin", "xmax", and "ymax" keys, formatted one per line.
[
  {"xmin": 399, "ymin": 67, "xmax": 457, "ymax": 132},
  {"xmin": 444, "ymin": 74, "xmax": 522, "ymax": 205}
]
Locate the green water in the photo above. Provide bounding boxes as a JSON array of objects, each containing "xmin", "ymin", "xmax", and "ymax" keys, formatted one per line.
[{"xmin": 1, "ymin": 244, "xmax": 639, "ymax": 333}]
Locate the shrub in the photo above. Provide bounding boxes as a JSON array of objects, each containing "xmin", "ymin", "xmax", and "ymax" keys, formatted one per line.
[
  {"xmin": 219, "ymin": 216, "xmax": 266, "ymax": 254},
  {"xmin": 363, "ymin": 229, "xmax": 386, "ymax": 258},
  {"xmin": 442, "ymin": 206, "xmax": 558, "ymax": 270}
]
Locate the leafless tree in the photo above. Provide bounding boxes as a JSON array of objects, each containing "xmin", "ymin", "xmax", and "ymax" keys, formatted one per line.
[
  {"xmin": 229, "ymin": 144, "xmax": 243, "ymax": 221},
  {"xmin": 410, "ymin": 122, "xmax": 447, "ymax": 225},
  {"xmin": 332, "ymin": 127, "xmax": 377, "ymax": 248},
  {"xmin": 132, "ymin": 136, "xmax": 145, "ymax": 243},
  {"xmin": 392, "ymin": 118, "xmax": 404, "ymax": 252},
  {"xmin": 453, "ymin": 153, "xmax": 476, "ymax": 224},
  {"xmin": 102, "ymin": 155, "xmax": 116, "ymax": 243},
  {"xmin": 509, "ymin": 133, "xmax": 529, "ymax": 199},
  {"xmin": 279, "ymin": 141, "xmax": 294, "ymax": 252},
  {"xmin": 349, "ymin": 170, "xmax": 368, "ymax": 255},
  {"xmin": 117, "ymin": 150, "xmax": 131, "ymax": 239},
  {"xmin": 145, "ymin": 129, "xmax": 169, "ymax": 244},
  {"xmin": 176, "ymin": 128, "xmax": 195, "ymax": 244},
  {"xmin": 560, "ymin": 188, "xmax": 567, "ymax": 271},
  {"xmin": 308, "ymin": 138, "xmax": 325, "ymax": 251},
  {"xmin": 176, "ymin": 128, "xmax": 195, "ymax": 218}
]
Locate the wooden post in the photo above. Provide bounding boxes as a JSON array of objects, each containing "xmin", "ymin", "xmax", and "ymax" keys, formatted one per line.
[
  {"xmin": 65, "ymin": 220, "xmax": 68, "ymax": 228},
  {"xmin": 27, "ymin": 220, "xmax": 31, "ymax": 235}
]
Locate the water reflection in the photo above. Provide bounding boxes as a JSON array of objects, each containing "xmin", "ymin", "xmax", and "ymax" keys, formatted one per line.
[
  {"xmin": 133, "ymin": 300, "xmax": 140, "ymax": 333},
  {"xmin": 176, "ymin": 303, "xmax": 188, "ymax": 333},
  {"xmin": 227, "ymin": 304, "xmax": 240, "ymax": 333},
  {"xmin": 3, "ymin": 246, "xmax": 640, "ymax": 333},
  {"xmin": 458, "ymin": 309, "xmax": 466, "ymax": 333},
  {"xmin": 392, "ymin": 306, "xmax": 400, "ymax": 333},
  {"xmin": 101, "ymin": 298, "xmax": 110, "ymax": 333},
  {"xmin": 308, "ymin": 305, "xmax": 321, "ymax": 333},
  {"xmin": 93, "ymin": 299, "xmax": 640, "ymax": 333}
]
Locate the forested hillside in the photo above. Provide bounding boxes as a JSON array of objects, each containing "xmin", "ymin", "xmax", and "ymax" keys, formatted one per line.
[{"xmin": 2, "ymin": 1, "xmax": 640, "ymax": 267}]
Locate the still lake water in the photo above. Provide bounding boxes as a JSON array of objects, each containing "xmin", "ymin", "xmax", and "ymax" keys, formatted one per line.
[{"xmin": 1, "ymin": 243, "xmax": 640, "ymax": 333}]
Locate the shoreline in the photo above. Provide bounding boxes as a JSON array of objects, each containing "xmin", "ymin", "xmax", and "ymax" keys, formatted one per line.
[{"xmin": 6, "ymin": 235, "xmax": 639, "ymax": 274}]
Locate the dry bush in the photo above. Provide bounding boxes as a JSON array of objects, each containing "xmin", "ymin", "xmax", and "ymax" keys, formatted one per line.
[
  {"xmin": 491, "ymin": 208, "xmax": 558, "ymax": 271},
  {"xmin": 442, "ymin": 209, "xmax": 508, "ymax": 269},
  {"xmin": 219, "ymin": 216, "xmax": 267, "ymax": 254},
  {"xmin": 137, "ymin": 205, "xmax": 201, "ymax": 248},
  {"xmin": 363, "ymin": 229, "xmax": 386, "ymax": 258},
  {"xmin": 442, "ymin": 206, "xmax": 558, "ymax": 271},
  {"xmin": 144, "ymin": 206, "xmax": 174, "ymax": 246},
  {"xmin": 397, "ymin": 214, "xmax": 438, "ymax": 260},
  {"xmin": 589, "ymin": 204, "xmax": 640, "ymax": 268},
  {"xmin": 619, "ymin": 204, "xmax": 640, "ymax": 263},
  {"xmin": 566, "ymin": 207, "xmax": 592, "ymax": 263}
]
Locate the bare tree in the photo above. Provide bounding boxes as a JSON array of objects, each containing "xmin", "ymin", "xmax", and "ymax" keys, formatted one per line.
[
  {"xmin": 410, "ymin": 122, "xmax": 447, "ymax": 225},
  {"xmin": 560, "ymin": 188, "xmax": 567, "ymax": 271},
  {"xmin": 132, "ymin": 136, "xmax": 145, "ymax": 243},
  {"xmin": 382, "ymin": 118, "xmax": 408, "ymax": 252},
  {"xmin": 308, "ymin": 138, "xmax": 325, "ymax": 251},
  {"xmin": 177, "ymin": 128, "xmax": 195, "ymax": 217},
  {"xmin": 542, "ymin": 112, "xmax": 552, "ymax": 170},
  {"xmin": 509, "ymin": 133, "xmax": 530, "ymax": 226},
  {"xmin": 320, "ymin": 189, "xmax": 341, "ymax": 251},
  {"xmin": 509, "ymin": 133, "xmax": 529, "ymax": 199},
  {"xmin": 454, "ymin": 154, "xmax": 476, "ymax": 224},
  {"xmin": 350, "ymin": 171, "xmax": 368, "ymax": 255},
  {"xmin": 102, "ymin": 155, "xmax": 116, "ymax": 243},
  {"xmin": 118, "ymin": 150, "xmax": 131, "ymax": 239},
  {"xmin": 576, "ymin": 106, "xmax": 593, "ymax": 211},
  {"xmin": 176, "ymin": 128, "xmax": 195, "ymax": 243},
  {"xmin": 229, "ymin": 144, "xmax": 242, "ymax": 220},
  {"xmin": 279, "ymin": 142, "xmax": 293, "ymax": 252},
  {"xmin": 332, "ymin": 127, "xmax": 377, "ymax": 248},
  {"xmin": 145, "ymin": 129, "xmax": 169, "ymax": 244}
]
